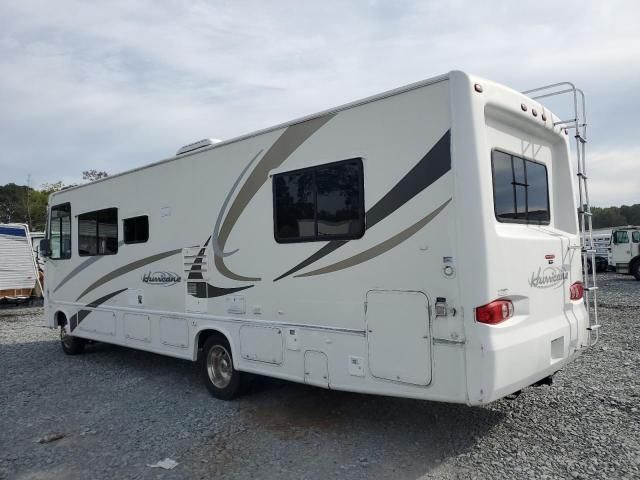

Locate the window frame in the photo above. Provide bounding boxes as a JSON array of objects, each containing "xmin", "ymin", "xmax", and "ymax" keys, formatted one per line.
[
  {"xmin": 77, "ymin": 207, "xmax": 119, "ymax": 257},
  {"xmin": 123, "ymin": 215, "xmax": 150, "ymax": 244},
  {"xmin": 491, "ymin": 149, "xmax": 551, "ymax": 225},
  {"xmin": 48, "ymin": 202, "xmax": 72, "ymax": 260},
  {"xmin": 272, "ymin": 157, "xmax": 366, "ymax": 244}
]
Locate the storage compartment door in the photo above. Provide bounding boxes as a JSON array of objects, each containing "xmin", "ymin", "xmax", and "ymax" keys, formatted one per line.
[{"xmin": 366, "ymin": 290, "xmax": 431, "ymax": 386}]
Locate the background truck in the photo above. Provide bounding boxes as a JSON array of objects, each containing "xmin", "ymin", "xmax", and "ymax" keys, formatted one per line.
[{"xmin": 611, "ymin": 226, "xmax": 640, "ymax": 279}]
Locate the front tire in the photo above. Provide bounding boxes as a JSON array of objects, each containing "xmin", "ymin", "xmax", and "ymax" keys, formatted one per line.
[
  {"xmin": 633, "ymin": 261, "xmax": 640, "ymax": 281},
  {"xmin": 201, "ymin": 335, "xmax": 243, "ymax": 400},
  {"xmin": 60, "ymin": 326, "xmax": 85, "ymax": 355}
]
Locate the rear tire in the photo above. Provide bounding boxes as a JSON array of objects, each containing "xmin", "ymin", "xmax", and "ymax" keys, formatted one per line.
[
  {"xmin": 60, "ymin": 326, "xmax": 85, "ymax": 355},
  {"xmin": 200, "ymin": 335, "xmax": 243, "ymax": 400}
]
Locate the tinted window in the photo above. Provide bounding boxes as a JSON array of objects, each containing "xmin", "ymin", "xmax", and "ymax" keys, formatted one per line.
[
  {"xmin": 274, "ymin": 172, "xmax": 314, "ymax": 240},
  {"xmin": 492, "ymin": 152, "xmax": 514, "ymax": 220},
  {"xmin": 491, "ymin": 150, "xmax": 550, "ymax": 224},
  {"xmin": 78, "ymin": 208, "xmax": 118, "ymax": 256},
  {"xmin": 124, "ymin": 216, "xmax": 149, "ymax": 244},
  {"xmin": 49, "ymin": 203, "xmax": 71, "ymax": 259},
  {"xmin": 274, "ymin": 158, "xmax": 364, "ymax": 242},
  {"xmin": 316, "ymin": 162, "xmax": 364, "ymax": 237},
  {"xmin": 632, "ymin": 231, "xmax": 640, "ymax": 243},
  {"xmin": 613, "ymin": 231, "xmax": 629, "ymax": 244}
]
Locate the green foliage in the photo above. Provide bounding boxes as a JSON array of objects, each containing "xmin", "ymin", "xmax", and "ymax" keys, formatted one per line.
[
  {"xmin": 0, "ymin": 182, "xmax": 67, "ymax": 231},
  {"xmin": 82, "ymin": 170, "xmax": 109, "ymax": 182},
  {"xmin": 1, "ymin": 174, "xmax": 104, "ymax": 231},
  {"xmin": 591, "ymin": 204, "xmax": 640, "ymax": 228}
]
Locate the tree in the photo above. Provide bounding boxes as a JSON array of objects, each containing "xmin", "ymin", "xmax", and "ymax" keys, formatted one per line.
[
  {"xmin": 591, "ymin": 204, "xmax": 640, "ymax": 228},
  {"xmin": 0, "ymin": 183, "xmax": 28, "ymax": 225},
  {"xmin": 0, "ymin": 182, "xmax": 67, "ymax": 231},
  {"xmin": 619, "ymin": 204, "xmax": 640, "ymax": 226},
  {"xmin": 82, "ymin": 170, "xmax": 109, "ymax": 182}
]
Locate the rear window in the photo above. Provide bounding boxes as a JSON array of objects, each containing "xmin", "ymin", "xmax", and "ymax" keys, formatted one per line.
[{"xmin": 492, "ymin": 150, "xmax": 550, "ymax": 224}]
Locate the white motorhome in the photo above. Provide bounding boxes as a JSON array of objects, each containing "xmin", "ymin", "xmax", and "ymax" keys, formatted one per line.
[
  {"xmin": 0, "ymin": 224, "xmax": 41, "ymax": 302},
  {"xmin": 610, "ymin": 226, "xmax": 640, "ymax": 279},
  {"xmin": 41, "ymin": 71, "xmax": 596, "ymax": 404}
]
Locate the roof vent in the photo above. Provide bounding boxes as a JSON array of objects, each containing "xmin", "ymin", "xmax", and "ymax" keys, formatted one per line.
[{"xmin": 176, "ymin": 138, "xmax": 221, "ymax": 156}]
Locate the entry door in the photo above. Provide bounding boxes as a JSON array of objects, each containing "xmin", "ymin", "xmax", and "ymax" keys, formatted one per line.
[{"xmin": 365, "ymin": 290, "xmax": 431, "ymax": 386}]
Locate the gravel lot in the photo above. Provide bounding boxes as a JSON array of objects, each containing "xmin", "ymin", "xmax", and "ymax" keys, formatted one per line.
[{"xmin": 1, "ymin": 272, "xmax": 638, "ymax": 480}]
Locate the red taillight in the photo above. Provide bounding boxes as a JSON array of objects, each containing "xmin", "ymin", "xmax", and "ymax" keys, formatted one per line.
[
  {"xmin": 475, "ymin": 299, "xmax": 514, "ymax": 325},
  {"xmin": 570, "ymin": 281, "xmax": 584, "ymax": 301}
]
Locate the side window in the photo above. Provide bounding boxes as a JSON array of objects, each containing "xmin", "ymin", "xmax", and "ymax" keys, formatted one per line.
[
  {"xmin": 613, "ymin": 231, "xmax": 629, "ymax": 244},
  {"xmin": 49, "ymin": 203, "xmax": 71, "ymax": 259},
  {"xmin": 124, "ymin": 216, "xmax": 149, "ymax": 244},
  {"xmin": 78, "ymin": 208, "xmax": 118, "ymax": 256},
  {"xmin": 273, "ymin": 158, "xmax": 365, "ymax": 242},
  {"xmin": 491, "ymin": 150, "xmax": 550, "ymax": 224},
  {"xmin": 632, "ymin": 231, "xmax": 640, "ymax": 243}
]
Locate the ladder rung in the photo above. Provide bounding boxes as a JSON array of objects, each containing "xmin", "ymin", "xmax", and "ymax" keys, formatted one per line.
[
  {"xmin": 553, "ymin": 118, "xmax": 577, "ymax": 126},
  {"xmin": 577, "ymin": 172, "xmax": 588, "ymax": 179},
  {"xmin": 583, "ymin": 249, "xmax": 597, "ymax": 253},
  {"xmin": 584, "ymin": 286, "xmax": 599, "ymax": 292},
  {"xmin": 587, "ymin": 325, "xmax": 601, "ymax": 331}
]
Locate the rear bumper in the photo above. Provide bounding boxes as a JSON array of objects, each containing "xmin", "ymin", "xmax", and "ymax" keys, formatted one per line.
[{"xmin": 466, "ymin": 305, "xmax": 589, "ymax": 405}]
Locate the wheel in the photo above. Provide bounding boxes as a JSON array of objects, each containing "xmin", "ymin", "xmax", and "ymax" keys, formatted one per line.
[
  {"xmin": 633, "ymin": 262, "xmax": 640, "ymax": 281},
  {"xmin": 60, "ymin": 326, "xmax": 85, "ymax": 355},
  {"xmin": 201, "ymin": 335, "xmax": 243, "ymax": 400}
]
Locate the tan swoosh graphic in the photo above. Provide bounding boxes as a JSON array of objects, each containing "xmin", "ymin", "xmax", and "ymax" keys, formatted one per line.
[
  {"xmin": 76, "ymin": 249, "xmax": 182, "ymax": 301},
  {"xmin": 215, "ymin": 114, "xmax": 335, "ymax": 282},
  {"xmin": 295, "ymin": 199, "xmax": 451, "ymax": 278}
]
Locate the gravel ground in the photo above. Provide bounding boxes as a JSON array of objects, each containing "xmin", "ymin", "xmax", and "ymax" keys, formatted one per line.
[{"xmin": 0, "ymin": 272, "xmax": 638, "ymax": 480}]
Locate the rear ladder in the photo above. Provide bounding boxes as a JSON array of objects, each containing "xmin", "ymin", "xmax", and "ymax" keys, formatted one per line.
[{"xmin": 522, "ymin": 82, "xmax": 600, "ymax": 346}]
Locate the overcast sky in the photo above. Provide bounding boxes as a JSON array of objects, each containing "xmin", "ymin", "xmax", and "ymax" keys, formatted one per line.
[{"xmin": 1, "ymin": 0, "xmax": 638, "ymax": 207}]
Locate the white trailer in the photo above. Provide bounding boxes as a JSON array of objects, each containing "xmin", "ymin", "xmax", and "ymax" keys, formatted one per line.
[
  {"xmin": 30, "ymin": 231, "xmax": 46, "ymax": 271},
  {"xmin": 40, "ymin": 71, "xmax": 596, "ymax": 404},
  {"xmin": 610, "ymin": 226, "xmax": 640, "ymax": 279},
  {"xmin": 0, "ymin": 224, "xmax": 40, "ymax": 302}
]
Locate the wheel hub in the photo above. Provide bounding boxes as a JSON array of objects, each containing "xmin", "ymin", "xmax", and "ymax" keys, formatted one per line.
[{"xmin": 206, "ymin": 345, "xmax": 233, "ymax": 389}]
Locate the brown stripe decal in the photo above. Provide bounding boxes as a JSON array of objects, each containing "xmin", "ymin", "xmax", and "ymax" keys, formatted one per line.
[
  {"xmin": 69, "ymin": 288, "xmax": 128, "ymax": 332},
  {"xmin": 273, "ymin": 240, "xmax": 348, "ymax": 282},
  {"xmin": 274, "ymin": 129, "xmax": 451, "ymax": 281},
  {"xmin": 294, "ymin": 199, "xmax": 451, "ymax": 278},
  {"xmin": 53, "ymin": 240, "xmax": 125, "ymax": 293},
  {"xmin": 76, "ymin": 249, "xmax": 182, "ymax": 301},
  {"xmin": 192, "ymin": 284, "xmax": 254, "ymax": 298},
  {"xmin": 215, "ymin": 114, "xmax": 335, "ymax": 282}
]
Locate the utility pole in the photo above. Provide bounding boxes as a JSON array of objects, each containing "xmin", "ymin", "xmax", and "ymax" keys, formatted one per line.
[{"xmin": 26, "ymin": 174, "xmax": 32, "ymax": 229}]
